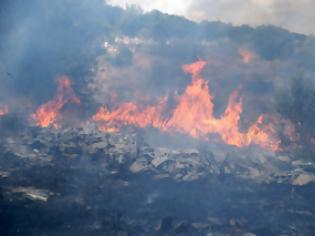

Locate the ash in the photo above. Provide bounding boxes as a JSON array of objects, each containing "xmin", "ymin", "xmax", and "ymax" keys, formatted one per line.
[{"xmin": 0, "ymin": 125, "xmax": 314, "ymax": 236}]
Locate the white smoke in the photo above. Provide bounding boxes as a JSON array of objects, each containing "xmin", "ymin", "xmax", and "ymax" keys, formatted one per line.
[{"xmin": 107, "ymin": 0, "xmax": 314, "ymax": 35}]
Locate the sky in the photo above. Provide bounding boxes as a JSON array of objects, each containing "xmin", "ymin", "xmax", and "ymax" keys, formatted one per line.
[{"xmin": 106, "ymin": 0, "xmax": 314, "ymax": 35}]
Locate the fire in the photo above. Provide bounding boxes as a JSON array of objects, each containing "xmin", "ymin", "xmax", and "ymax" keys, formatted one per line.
[
  {"xmin": 239, "ymin": 49, "xmax": 253, "ymax": 63},
  {"xmin": 92, "ymin": 60, "xmax": 280, "ymax": 151},
  {"xmin": 0, "ymin": 105, "xmax": 9, "ymax": 116},
  {"xmin": 92, "ymin": 98, "xmax": 167, "ymax": 133},
  {"xmin": 245, "ymin": 115, "xmax": 280, "ymax": 151},
  {"xmin": 32, "ymin": 76, "xmax": 80, "ymax": 128}
]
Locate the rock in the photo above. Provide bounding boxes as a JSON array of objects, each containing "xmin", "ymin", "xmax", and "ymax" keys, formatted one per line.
[
  {"xmin": 156, "ymin": 216, "xmax": 173, "ymax": 235},
  {"xmin": 292, "ymin": 160, "xmax": 313, "ymax": 167},
  {"xmin": 129, "ymin": 159, "xmax": 148, "ymax": 173},
  {"xmin": 192, "ymin": 222, "xmax": 210, "ymax": 231},
  {"xmin": 174, "ymin": 221, "xmax": 197, "ymax": 234},
  {"xmin": 0, "ymin": 171, "xmax": 10, "ymax": 178},
  {"xmin": 278, "ymin": 155, "xmax": 290, "ymax": 162},
  {"xmin": 153, "ymin": 174, "xmax": 170, "ymax": 180},
  {"xmin": 229, "ymin": 218, "xmax": 236, "ymax": 226},
  {"xmin": 243, "ymin": 233, "xmax": 257, "ymax": 236},
  {"xmin": 248, "ymin": 167, "xmax": 261, "ymax": 178},
  {"xmin": 91, "ymin": 141, "xmax": 108, "ymax": 150},
  {"xmin": 182, "ymin": 171, "xmax": 201, "ymax": 181},
  {"xmin": 10, "ymin": 187, "xmax": 53, "ymax": 202},
  {"xmin": 292, "ymin": 173, "xmax": 314, "ymax": 186},
  {"xmin": 151, "ymin": 155, "xmax": 168, "ymax": 168}
]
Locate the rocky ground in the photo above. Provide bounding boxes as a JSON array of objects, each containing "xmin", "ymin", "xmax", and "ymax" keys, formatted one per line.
[{"xmin": 0, "ymin": 125, "xmax": 315, "ymax": 235}]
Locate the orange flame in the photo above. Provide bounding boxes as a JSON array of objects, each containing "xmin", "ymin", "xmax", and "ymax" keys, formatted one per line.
[
  {"xmin": 0, "ymin": 105, "xmax": 9, "ymax": 116},
  {"xmin": 239, "ymin": 49, "xmax": 253, "ymax": 63},
  {"xmin": 32, "ymin": 76, "xmax": 80, "ymax": 128},
  {"xmin": 92, "ymin": 60, "xmax": 280, "ymax": 151}
]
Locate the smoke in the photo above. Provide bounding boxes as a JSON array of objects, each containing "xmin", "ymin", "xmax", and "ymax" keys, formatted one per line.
[
  {"xmin": 0, "ymin": 0, "xmax": 107, "ymax": 106},
  {"xmin": 107, "ymin": 0, "xmax": 315, "ymax": 35},
  {"xmin": 1, "ymin": 2, "xmax": 315, "ymax": 235},
  {"xmin": 1, "ymin": 0, "xmax": 315, "ymax": 140},
  {"xmin": 88, "ymin": 28, "xmax": 308, "ymax": 121}
]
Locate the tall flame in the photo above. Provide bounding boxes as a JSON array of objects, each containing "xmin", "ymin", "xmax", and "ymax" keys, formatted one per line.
[
  {"xmin": 32, "ymin": 76, "xmax": 80, "ymax": 128},
  {"xmin": 92, "ymin": 60, "xmax": 280, "ymax": 151}
]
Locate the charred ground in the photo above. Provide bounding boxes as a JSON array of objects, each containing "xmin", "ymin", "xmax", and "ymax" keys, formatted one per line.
[
  {"xmin": 0, "ymin": 126, "xmax": 314, "ymax": 235},
  {"xmin": 1, "ymin": 1, "xmax": 315, "ymax": 235}
]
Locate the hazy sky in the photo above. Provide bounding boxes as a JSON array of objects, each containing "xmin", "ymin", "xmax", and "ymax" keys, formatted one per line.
[{"xmin": 106, "ymin": 0, "xmax": 314, "ymax": 35}]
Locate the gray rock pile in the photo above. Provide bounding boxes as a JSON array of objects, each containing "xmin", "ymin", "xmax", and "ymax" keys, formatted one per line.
[{"xmin": 0, "ymin": 125, "xmax": 314, "ymax": 235}]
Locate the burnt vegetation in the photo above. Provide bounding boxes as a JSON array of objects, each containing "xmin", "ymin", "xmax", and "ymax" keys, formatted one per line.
[
  {"xmin": 277, "ymin": 76, "xmax": 315, "ymax": 158},
  {"xmin": 0, "ymin": 0, "xmax": 315, "ymax": 235}
]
